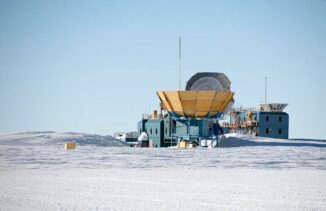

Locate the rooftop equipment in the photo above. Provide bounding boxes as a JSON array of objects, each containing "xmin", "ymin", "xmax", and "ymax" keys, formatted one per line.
[{"xmin": 259, "ymin": 103, "xmax": 288, "ymax": 112}]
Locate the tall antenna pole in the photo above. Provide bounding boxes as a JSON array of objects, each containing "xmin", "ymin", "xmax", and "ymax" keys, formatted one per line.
[
  {"xmin": 179, "ymin": 37, "xmax": 182, "ymax": 90},
  {"xmin": 265, "ymin": 76, "xmax": 267, "ymax": 104}
]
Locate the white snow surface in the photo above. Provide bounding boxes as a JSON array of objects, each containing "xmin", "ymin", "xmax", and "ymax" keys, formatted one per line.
[{"xmin": 0, "ymin": 132, "xmax": 325, "ymax": 210}]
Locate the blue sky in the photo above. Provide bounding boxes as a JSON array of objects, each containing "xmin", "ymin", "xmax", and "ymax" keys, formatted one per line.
[{"xmin": 0, "ymin": 0, "xmax": 325, "ymax": 139}]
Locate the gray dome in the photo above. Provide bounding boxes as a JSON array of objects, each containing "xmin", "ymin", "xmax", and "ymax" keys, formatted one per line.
[
  {"xmin": 186, "ymin": 72, "xmax": 234, "ymax": 113},
  {"xmin": 186, "ymin": 72, "xmax": 231, "ymax": 91}
]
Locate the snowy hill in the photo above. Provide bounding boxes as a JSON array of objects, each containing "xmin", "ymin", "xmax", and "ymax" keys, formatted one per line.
[
  {"xmin": 0, "ymin": 131, "xmax": 129, "ymax": 147},
  {"xmin": 218, "ymin": 133, "xmax": 326, "ymax": 148}
]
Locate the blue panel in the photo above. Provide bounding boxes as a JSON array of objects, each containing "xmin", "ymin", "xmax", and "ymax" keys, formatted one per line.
[
  {"xmin": 258, "ymin": 112, "xmax": 289, "ymax": 139},
  {"xmin": 144, "ymin": 119, "xmax": 163, "ymax": 147}
]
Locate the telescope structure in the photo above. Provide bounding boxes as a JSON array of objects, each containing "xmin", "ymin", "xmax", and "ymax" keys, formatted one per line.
[
  {"xmin": 136, "ymin": 72, "xmax": 289, "ymax": 148},
  {"xmin": 138, "ymin": 72, "xmax": 235, "ymax": 147}
]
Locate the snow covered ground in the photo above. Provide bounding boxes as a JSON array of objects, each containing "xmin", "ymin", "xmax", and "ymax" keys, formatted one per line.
[{"xmin": 0, "ymin": 132, "xmax": 325, "ymax": 210}]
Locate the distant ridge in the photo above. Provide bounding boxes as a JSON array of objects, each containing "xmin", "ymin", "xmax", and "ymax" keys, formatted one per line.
[{"xmin": 0, "ymin": 131, "xmax": 129, "ymax": 147}]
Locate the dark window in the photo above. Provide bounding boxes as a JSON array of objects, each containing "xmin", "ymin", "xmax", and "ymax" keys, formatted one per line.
[
  {"xmin": 266, "ymin": 116, "xmax": 269, "ymax": 122},
  {"xmin": 165, "ymin": 128, "xmax": 168, "ymax": 134},
  {"xmin": 172, "ymin": 120, "xmax": 177, "ymax": 133},
  {"xmin": 266, "ymin": 128, "xmax": 269, "ymax": 134},
  {"xmin": 150, "ymin": 128, "xmax": 152, "ymax": 134},
  {"xmin": 155, "ymin": 128, "xmax": 158, "ymax": 134},
  {"xmin": 278, "ymin": 129, "xmax": 282, "ymax": 134},
  {"xmin": 279, "ymin": 116, "xmax": 282, "ymax": 122},
  {"xmin": 139, "ymin": 129, "xmax": 141, "ymax": 133}
]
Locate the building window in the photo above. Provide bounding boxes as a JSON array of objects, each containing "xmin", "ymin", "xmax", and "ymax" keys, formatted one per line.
[
  {"xmin": 150, "ymin": 128, "xmax": 152, "ymax": 134},
  {"xmin": 165, "ymin": 128, "xmax": 168, "ymax": 134},
  {"xmin": 139, "ymin": 129, "xmax": 141, "ymax": 134},
  {"xmin": 278, "ymin": 129, "xmax": 282, "ymax": 134},
  {"xmin": 266, "ymin": 128, "xmax": 269, "ymax": 134},
  {"xmin": 279, "ymin": 116, "xmax": 282, "ymax": 122},
  {"xmin": 172, "ymin": 120, "xmax": 176, "ymax": 133},
  {"xmin": 266, "ymin": 116, "xmax": 269, "ymax": 122},
  {"xmin": 155, "ymin": 128, "xmax": 158, "ymax": 134}
]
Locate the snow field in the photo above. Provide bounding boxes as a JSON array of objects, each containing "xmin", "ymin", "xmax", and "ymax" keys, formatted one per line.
[{"xmin": 0, "ymin": 132, "xmax": 325, "ymax": 210}]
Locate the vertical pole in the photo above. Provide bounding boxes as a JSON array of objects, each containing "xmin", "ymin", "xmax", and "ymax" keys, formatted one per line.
[
  {"xmin": 179, "ymin": 37, "xmax": 182, "ymax": 90},
  {"xmin": 187, "ymin": 119, "xmax": 190, "ymax": 144},
  {"xmin": 265, "ymin": 76, "xmax": 267, "ymax": 104}
]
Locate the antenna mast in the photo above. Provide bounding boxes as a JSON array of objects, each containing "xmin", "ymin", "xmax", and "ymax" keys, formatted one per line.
[
  {"xmin": 179, "ymin": 37, "xmax": 182, "ymax": 90},
  {"xmin": 265, "ymin": 76, "xmax": 267, "ymax": 104}
]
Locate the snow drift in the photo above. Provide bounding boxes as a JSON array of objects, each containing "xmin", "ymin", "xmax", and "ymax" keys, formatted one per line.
[
  {"xmin": 0, "ymin": 131, "xmax": 129, "ymax": 147},
  {"xmin": 218, "ymin": 133, "xmax": 326, "ymax": 148}
]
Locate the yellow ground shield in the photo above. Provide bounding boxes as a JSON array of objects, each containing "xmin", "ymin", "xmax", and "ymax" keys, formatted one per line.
[{"xmin": 157, "ymin": 91, "xmax": 234, "ymax": 118}]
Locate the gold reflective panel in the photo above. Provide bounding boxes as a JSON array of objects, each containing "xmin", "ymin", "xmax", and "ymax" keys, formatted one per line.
[{"xmin": 156, "ymin": 91, "xmax": 234, "ymax": 118}]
